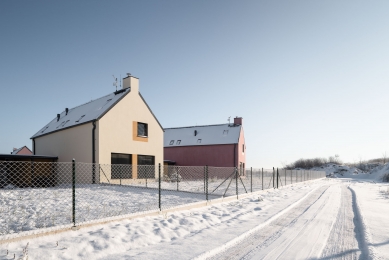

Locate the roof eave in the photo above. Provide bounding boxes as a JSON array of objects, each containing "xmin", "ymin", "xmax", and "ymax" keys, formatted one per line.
[{"xmin": 31, "ymin": 120, "xmax": 95, "ymax": 139}]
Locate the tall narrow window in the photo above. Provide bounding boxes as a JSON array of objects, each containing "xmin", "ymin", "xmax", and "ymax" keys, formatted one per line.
[
  {"xmin": 111, "ymin": 153, "xmax": 132, "ymax": 179},
  {"xmin": 242, "ymin": 144, "xmax": 245, "ymax": 153},
  {"xmin": 137, "ymin": 122, "xmax": 148, "ymax": 137}
]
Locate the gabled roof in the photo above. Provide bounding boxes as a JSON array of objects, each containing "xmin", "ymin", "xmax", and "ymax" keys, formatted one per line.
[
  {"xmin": 11, "ymin": 146, "xmax": 33, "ymax": 155},
  {"xmin": 31, "ymin": 88, "xmax": 130, "ymax": 139},
  {"xmin": 164, "ymin": 123, "xmax": 242, "ymax": 147}
]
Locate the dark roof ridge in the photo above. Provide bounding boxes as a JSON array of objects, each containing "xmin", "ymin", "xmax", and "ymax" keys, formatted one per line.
[{"xmin": 164, "ymin": 123, "xmax": 237, "ymax": 130}]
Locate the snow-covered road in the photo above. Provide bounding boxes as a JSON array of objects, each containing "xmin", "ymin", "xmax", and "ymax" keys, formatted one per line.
[{"xmin": 210, "ymin": 182, "xmax": 372, "ymax": 260}]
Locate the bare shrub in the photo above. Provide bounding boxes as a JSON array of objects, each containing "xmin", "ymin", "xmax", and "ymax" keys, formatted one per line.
[
  {"xmin": 285, "ymin": 156, "xmax": 341, "ymax": 170},
  {"xmin": 382, "ymin": 173, "xmax": 389, "ymax": 182}
]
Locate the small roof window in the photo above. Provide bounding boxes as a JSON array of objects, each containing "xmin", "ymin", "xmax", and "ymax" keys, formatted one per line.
[
  {"xmin": 97, "ymin": 99, "xmax": 113, "ymax": 110},
  {"xmin": 76, "ymin": 115, "xmax": 85, "ymax": 123},
  {"xmin": 57, "ymin": 120, "xmax": 70, "ymax": 129},
  {"xmin": 169, "ymin": 140, "xmax": 174, "ymax": 145},
  {"xmin": 176, "ymin": 140, "xmax": 181, "ymax": 145},
  {"xmin": 223, "ymin": 130, "xmax": 228, "ymax": 135},
  {"xmin": 41, "ymin": 126, "xmax": 49, "ymax": 133},
  {"xmin": 197, "ymin": 139, "xmax": 202, "ymax": 143}
]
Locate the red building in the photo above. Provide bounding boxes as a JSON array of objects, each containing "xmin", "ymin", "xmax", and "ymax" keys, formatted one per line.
[
  {"xmin": 164, "ymin": 117, "xmax": 246, "ymax": 169},
  {"xmin": 11, "ymin": 146, "xmax": 33, "ymax": 155}
]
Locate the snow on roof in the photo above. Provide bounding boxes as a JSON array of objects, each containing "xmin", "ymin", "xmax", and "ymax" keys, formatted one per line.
[
  {"xmin": 31, "ymin": 88, "xmax": 130, "ymax": 139},
  {"xmin": 11, "ymin": 147, "xmax": 23, "ymax": 155},
  {"xmin": 164, "ymin": 123, "xmax": 242, "ymax": 147}
]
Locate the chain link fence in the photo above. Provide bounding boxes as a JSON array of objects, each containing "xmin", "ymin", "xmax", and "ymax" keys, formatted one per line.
[{"xmin": 0, "ymin": 161, "xmax": 326, "ymax": 239}]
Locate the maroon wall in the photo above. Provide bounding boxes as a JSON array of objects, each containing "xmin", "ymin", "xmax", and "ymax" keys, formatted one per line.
[
  {"xmin": 16, "ymin": 147, "xmax": 33, "ymax": 155},
  {"xmin": 164, "ymin": 144, "xmax": 236, "ymax": 167}
]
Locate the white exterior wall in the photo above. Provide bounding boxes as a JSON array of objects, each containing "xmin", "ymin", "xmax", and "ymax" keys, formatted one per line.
[{"xmin": 34, "ymin": 122, "xmax": 93, "ymax": 163}]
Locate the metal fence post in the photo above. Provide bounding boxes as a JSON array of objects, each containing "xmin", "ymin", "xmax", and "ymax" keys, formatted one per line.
[
  {"xmin": 276, "ymin": 168, "xmax": 279, "ymax": 189},
  {"xmin": 250, "ymin": 167, "xmax": 252, "ymax": 193},
  {"xmin": 261, "ymin": 168, "xmax": 263, "ymax": 190},
  {"xmin": 72, "ymin": 159, "xmax": 76, "ymax": 227},
  {"xmin": 158, "ymin": 163, "xmax": 161, "ymax": 211},
  {"xmin": 273, "ymin": 167, "xmax": 275, "ymax": 188},
  {"xmin": 176, "ymin": 167, "xmax": 179, "ymax": 191},
  {"xmin": 92, "ymin": 163, "xmax": 95, "ymax": 184},
  {"xmin": 235, "ymin": 167, "xmax": 238, "ymax": 199},
  {"xmin": 285, "ymin": 169, "xmax": 286, "ymax": 186},
  {"xmin": 204, "ymin": 166, "xmax": 206, "ymax": 194},
  {"xmin": 206, "ymin": 165, "xmax": 208, "ymax": 201}
]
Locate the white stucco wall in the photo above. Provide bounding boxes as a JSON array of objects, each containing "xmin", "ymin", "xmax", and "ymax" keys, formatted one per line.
[{"xmin": 97, "ymin": 89, "xmax": 164, "ymax": 180}]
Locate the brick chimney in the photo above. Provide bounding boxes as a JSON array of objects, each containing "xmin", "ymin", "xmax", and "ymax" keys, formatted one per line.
[
  {"xmin": 122, "ymin": 73, "xmax": 139, "ymax": 93},
  {"xmin": 234, "ymin": 117, "xmax": 243, "ymax": 126}
]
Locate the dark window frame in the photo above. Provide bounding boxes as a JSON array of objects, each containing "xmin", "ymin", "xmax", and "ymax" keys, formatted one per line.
[
  {"xmin": 111, "ymin": 153, "xmax": 132, "ymax": 179},
  {"xmin": 137, "ymin": 154, "xmax": 155, "ymax": 179},
  {"xmin": 137, "ymin": 122, "xmax": 148, "ymax": 137}
]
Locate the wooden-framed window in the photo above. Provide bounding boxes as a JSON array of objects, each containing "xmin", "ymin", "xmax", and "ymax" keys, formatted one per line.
[
  {"xmin": 137, "ymin": 155, "xmax": 155, "ymax": 179},
  {"xmin": 137, "ymin": 122, "xmax": 148, "ymax": 137},
  {"xmin": 111, "ymin": 153, "xmax": 132, "ymax": 179}
]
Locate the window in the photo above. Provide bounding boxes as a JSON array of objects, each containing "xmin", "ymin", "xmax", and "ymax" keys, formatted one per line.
[
  {"xmin": 76, "ymin": 115, "xmax": 85, "ymax": 123},
  {"xmin": 111, "ymin": 153, "xmax": 132, "ymax": 179},
  {"xmin": 97, "ymin": 99, "xmax": 112, "ymax": 110},
  {"xmin": 197, "ymin": 139, "xmax": 202, "ymax": 143},
  {"xmin": 137, "ymin": 155, "xmax": 155, "ymax": 179},
  {"xmin": 138, "ymin": 155, "xmax": 155, "ymax": 165},
  {"xmin": 223, "ymin": 130, "xmax": 229, "ymax": 135},
  {"xmin": 56, "ymin": 120, "xmax": 70, "ymax": 129},
  {"xmin": 242, "ymin": 144, "xmax": 245, "ymax": 153},
  {"xmin": 176, "ymin": 140, "xmax": 181, "ymax": 145},
  {"xmin": 137, "ymin": 122, "xmax": 148, "ymax": 137},
  {"xmin": 169, "ymin": 140, "xmax": 174, "ymax": 145}
]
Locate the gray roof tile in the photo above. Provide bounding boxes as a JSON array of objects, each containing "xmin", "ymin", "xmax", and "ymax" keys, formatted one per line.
[
  {"xmin": 31, "ymin": 89, "xmax": 130, "ymax": 139},
  {"xmin": 164, "ymin": 124, "xmax": 241, "ymax": 147}
]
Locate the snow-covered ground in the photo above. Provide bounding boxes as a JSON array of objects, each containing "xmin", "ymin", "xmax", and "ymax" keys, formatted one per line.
[
  {"xmin": 0, "ymin": 164, "xmax": 387, "ymax": 260},
  {"xmin": 0, "ymin": 184, "xmax": 219, "ymax": 237},
  {"xmin": 0, "ymin": 172, "xmax": 278, "ymax": 237},
  {"xmin": 312, "ymin": 162, "xmax": 389, "ymax": 181},
  {"xmin": 0, "ymin": 180, "xmax": 324, "ymax": 259}
]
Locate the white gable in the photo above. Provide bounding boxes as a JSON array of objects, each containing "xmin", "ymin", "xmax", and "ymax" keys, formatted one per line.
[{"xmin": 164, "ymin": 124, "xmax": 241, "ymax": 147}]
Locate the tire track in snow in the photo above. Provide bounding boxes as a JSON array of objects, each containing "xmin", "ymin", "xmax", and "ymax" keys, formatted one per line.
[
  {"xmin": 206, "ymin": 184, "xmax": 333, "ymax": 260},
  {"xmin": 320, "ymin": 185, "xmax": 361, "ymax": 259}
]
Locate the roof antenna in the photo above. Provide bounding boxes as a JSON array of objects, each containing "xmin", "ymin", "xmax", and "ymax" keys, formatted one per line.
[{"xmin": 112, "ymin": 75, "xmax": 118, "ymax": 91}]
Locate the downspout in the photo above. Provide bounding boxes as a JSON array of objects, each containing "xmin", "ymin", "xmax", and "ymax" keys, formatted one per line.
[{"xmin": 92, "ymin": 120, "xmax": 96, "ymax": 184}]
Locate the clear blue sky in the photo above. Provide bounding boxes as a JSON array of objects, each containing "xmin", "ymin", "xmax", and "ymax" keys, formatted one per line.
[{"xmin": 1, "ymin": 1, "xmax": 389, "ymax": 168}]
